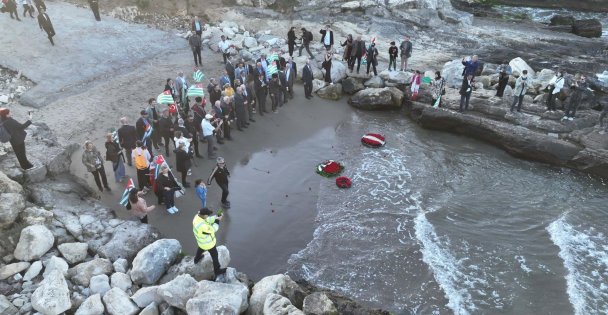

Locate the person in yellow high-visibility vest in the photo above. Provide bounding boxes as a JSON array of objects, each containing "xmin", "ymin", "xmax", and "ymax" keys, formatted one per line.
[{"xmin": 192, "ymin": 208, "xmax": 226, "ymax": 278}]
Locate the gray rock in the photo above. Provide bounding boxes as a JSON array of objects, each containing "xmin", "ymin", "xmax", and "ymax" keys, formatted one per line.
[
  {"xmin": 379, "ymin": 69, "xmax": 412, "ymax": 84},
  {"xmin": 329, "ymin": 61, "xmax": 347, "ymax": 83},
  {"xmin": 31, "ymin": 270, "xmax": 71, "ymax": 315},
  {"xmin": 112, "ymin": 258, "xmax": 128, "ymax": 274},
  {"xmin": 349, "ymin": 88, "xmax": 399, "ymax": 110},
  {"xmin": 573, "ymin": 18, "xmax": 602, "ymax": 38},
  {"xmin": 0, "ymin": 262, "xmax": 30, "ymax": 280},
  {"xmin": 19, "ymin": 207, "xmax": 54, "ymax": 226},
  {"xmin": 139, "ymin": 302, "xmax": 159, "ymax": 315},
  {"xmin": 441, "ymin": 59, "xmax": 465, "ymax": 88},
  {"xmin": 57, "ymin": 242, "xmax": 88, "ymax": 264},
  {"xmin": 0, "ymin": 193, "xmax": 25, "ymax": 229},
  {"xmin": 130, "ymin": 239, "xmax": 181, "ymax": 285},
  {"xmin": 24, "ymin": 164, "xmax": 47, "ymax": 182},
  {"xmin": 243, "ymin": 37, "xmax": 258, "ymax": 48},
  {"xmin": 0, "ymin": 171, "xmax": 23, "ymax": 194},
  {"xmin": 102, "ymin": 288, "xmax": 139, "ymax": 315},
  {"xmin": 316, "ymin": 84, "xmax": 343, "ymax": 100},
  {"xmin": 97, "ymin": 221, "xmax": 159, "ymax": 262},
  {"xmin": 186, "ymin": 280, "xmax": 249, "ymax": 315},
  {"xmin": 160, "ymin": 246, "xmax": 230, "ymax": 283},
  {"xmin": 67, "ymin": 258, "xmax": 113, "ymax": 287},
  {"xmin": 341, "ymin": 77, "xmax": 365, "ymax": 95},
  {"xmin": 130, "ymin": 286, "xmax": 162, "ymax": 308},
  {"xmin": 0, "ymin": 294, "xmax": 18, "ymax": 315},
  {"xmin": 311, "ymin": 79, "xmax": 327, "ymax": 93},
  {"xmin": 248, "ymin": 274, "xmax": 305, "ymax": 315},
  {"xmin": 363, "ymin": 76, "xmax": 385, "ymax": 88},
  {"xmin": 509, "ymin": 57, "xmax": 535, "ymax": 78},
  {"xmin": 43, "ymin": 256, "xmax": 68, "ymax": 278},
  {"xmin": 13, "ymin": 225, "xmax": 54, "ymax": 261},
  {"xmin": 303, "ymin": 292, "xmax": 338, "ymax": 315},
  {"xmin": 263, "ymin": 293, "xmax": 305, "ymax": 315},
  {"xmin": 75, "ymin": 294, "xmax": 104, "ymax": 315},
  {"xmin": 22, "ymin": 260, "xmax": 43, "ymax": 281},
  {"xmin": 157, "ymin": 274, "xmax": 197, "ymax": 310},
  {"xmin": 89, "ymin": 274, "xmax": 111, "ymax": 296},
  {"xmin": 111, "ymin": 272, "xmax": 132, "ymax": 292}
]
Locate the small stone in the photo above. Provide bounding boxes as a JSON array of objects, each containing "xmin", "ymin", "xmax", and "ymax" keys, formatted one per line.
[
  {"xmin": 13, "ymin": 225, "xmax": 55, "ymax": 261},
  {"xmin": 0, "ymin": 95, "xmax": 8, "ymax": 103},
  {"xmin": 75, "ymin": 294, "xmax": 104, "ymax": 315},
  {"xmin": 102, "ymin": 288, "xmax": 139, "ymax": 315},
  {"xmin": 23, "ymin": 260, "xmax": 43, "ymax": 281},
  {"xmin": 0, "ymin": 262, "xmax": 30, "ymax": 280},
  {"xmin": 112, "ymin": 258, "xmax": 128, "ymax": 274},
  {"xmin": 110, "ymin": 272, "xmax": 132, "ymax": 292},
  {"xmin": 43, "ymin": 256, "xmax": 69, "ymax": 278},
  {"xmin": 57, "ymin": 242, "xmax": 89, "ymax": 264},
  {"xmin": 89, "ymin": 274, "xmax": 111, "ymax": 296}
]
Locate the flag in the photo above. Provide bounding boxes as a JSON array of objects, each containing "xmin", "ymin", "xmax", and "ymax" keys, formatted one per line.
[
  {"xmin": 153, "ymin": 155, "xmax": 169, "ymax": 179},
  {"xmin": 187, "ymin": 83, "xmax": 205, "ymax": 97},
  {"xmin": 266, "ymin": 54, "xmax": 279, "ymax": 63},
  {"xmin": 422, "ymin": 76, "xmax": 432, "ymax": 84},
  {"xmin": 118, "ymin": 178, "xmax": 135, "ymax": 207},
  {"xmin": 266, "ymin": 62, "xmax": 278, "ymax": 76},
  {"xmin": 157, "ymin": 90, "xmax": 175, "ymax": 104},
  {"xmin": 142, "ymin": 119, "xmax": 153, "ymax": 146},
  {"xmin": 193, "ymin": 70, "xmax": 205, "ymax": 83},
  {"xmin": 433, "ymin": 95, "xmax": 441, "ymax": 108}
]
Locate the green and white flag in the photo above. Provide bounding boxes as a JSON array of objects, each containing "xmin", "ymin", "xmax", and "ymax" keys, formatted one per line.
[
  {"xmin": 193, "ymin": 70, "xmax": 204, "ymax": 83},
  {"xmin": 266, "ymin": 63, "xmax": 278, "ymax": 76},
  {"xmin": 187, "ymin": 83, "xmax": 205, "ymax": 97},
  {"xmin": 157, "ymin": 90, "xmax": 175, "ymax": 105},
  {"xmin": 267, "ymin": 54, "xmax": 279, "ymax": 63}
]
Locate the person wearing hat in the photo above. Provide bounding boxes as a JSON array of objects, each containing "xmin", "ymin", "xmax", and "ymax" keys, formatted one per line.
[
  {"xmin": 82, "ymin": 140, "xmax": 111, "ymax": 192},
  {"xmin": 0, "ymin": 108, "xmax": 33, "ymax": 169},
  {"xmin": 207, "ymin": 157, "xmax": 230, "ymax": 208},
  {"xmin": 201, "ymin": 114, "xmax": 218, "ymax": 160},
  {"xmin": 192, "ymin": 207, "xmax": 226, "ymax": 279}
]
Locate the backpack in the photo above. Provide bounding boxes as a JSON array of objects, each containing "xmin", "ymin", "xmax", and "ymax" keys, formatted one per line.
[
  {"xmin": 134, "ymin": 149, "xmax": 147, "ymax": 170},
  {"xmin": 307, "ymin": 31, "xmax": 313, "ymax": 42},
  {"xmin": 0, "ymin": 121, "xmax": 11, "ymax": 143}
]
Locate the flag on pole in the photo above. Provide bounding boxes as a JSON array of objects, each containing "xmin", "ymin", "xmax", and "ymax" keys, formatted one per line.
[
  {"xmin": 187, "ymin": 83, "xmax": 205, "ymax": 97},
  {"xmin": 193, "ymin": 70, "xmax": 205, "ymax": 83},
  {"xmin": 118, "ymin": 178, "xmax": 135, "ymax": 207},
  {"xmin": 142, "ymin": 119, "xmax": 153, "ymax": 146},
  {"xmin": 157, "ymin": 90, "xmax": 175, "ymax": 105},
  {"xmin": 266, "ymin": 61, "xmax": 278, "ymax": 77},
  {"xmin": 433, "ymin": 96, "xmax": 441, "ymax": 108},
  {"xmin": 266, "ymin": 54, "xmax": 279, "ymax": 63},
  {"xmin": 153, "ymin": 155, "xmax": 169, "ymax": 180}
]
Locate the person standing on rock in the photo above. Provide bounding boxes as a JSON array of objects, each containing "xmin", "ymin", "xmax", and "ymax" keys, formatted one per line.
[
  {"xmin": 157, "ymin": 165, "xmax": 180, "ymax": 214},
  {"xmin": 410, "ymin": 70, "xmax": 421, "ymax": 100},
  {"xmin": 37, "ymin": 9, "xmax": 55, "ymax": 46},
  {"xmin": 341, "ymin": 34, "xmax": 353, "ymax": 68},
  {"xmin": 546, "ymin": 71, "xmax": 564, "ymax": 112},
  {"xmin": 88, "ymin": 0, "xmax": 100, "ymax": 21},
  {"xmin": 287, "ymin": 26, "xmax": 297, "ymax": 58},
  {"xmin": 189, "ymin": 33, "xmax": 202, "ymax": 67},
  {"xmin": 185, "ymin": 114, "xmax": 203, "ymax": 158},
  {"xmin": 431, "ymin": 71, "xmax": 446, "ymax": 108},
  {"xmin": 495, "ymin": 69, "xmax": 510, "ymax": 98},
  {"xmin": 302, "ymin": 58, "xmax": 314, "ymax": 99},
  {"xmin": 104, "ymin": 133, "xmax": 125, "ymax": 183},
  {"xmin": 207, "ymin": 156, "xmax": 230, "ymax": 209},
  {"xmin": 117, "ymin": 117, "xmax": 137, "ymax": 166},
  {"xmin": 218, "ymin": 35, "xmax": 232, "ymax": 65},
  {"xmin": 461, "ymin": 55, "xmax": 479, "ymax": 79},
  {"xmin": 255, "ymin": 72, "xmax": 268, "ymax": 114},
  {"xmin": 511, "ymin": 70, "xmax": 529, "ymax": 113},
  {"xmin": 132, "ymin": 140, "xmax": 152, "ymax": 191},
  {"xmin": 320, "ymin": 24, "xmax": 334, "ymax": 51},
  {"xmin": 0, "ymin": 108, "xmax": 33, "ymax": 169},
  {"xmin": 459, "ymin": 74, "xmax": 474, "ymax": 112},
  {"xmin": 191, "ymin": 15, "xmax": 203, "ymax": 36},
  {"xmin": 128, "ymin": 189, "xmax": 155, "ymax": 223},
  {"xmin": 145, "ymin": 99, "xmax": 163, "ymax": 152},
  {"xmin": 322, "ymin": 51, "xmax": 333, "ymax": 85},
  {"xmin": 158, "ymin": 110, "xmax": 175, "ymax": 157},
  {"xmin": 366, "ymin": 42, "xmax": 379, "ymax": 76},
  {"xmin": 299, "ymin": 27, "xmax": 314, "ymax": 59},
  {"xmin": 351, "ymin": 35, "xmax": 365, "ymax": 74},
  {"xmin": 193, "ymin": 207, "xmax": 226, "ymax": 280},
  {"xmin": 399, "ymin": 35, "xmax": 412, "ymax": 72},
  {"xmin": 82, "ymin": 140, "xmax": 111, "ymax": 192},
  {"xmin": 136, "ymin": 110, "xmax": 154, "ymax": 155},
  {"xmin": 388, "ymin": 41, "xmax": 398, "ymax": 72},
  {"xmin": 563, "ymin": 75, "xmax": 590, "ymax": 121},
  {"xmin": 175, "ymin": 71, "xmax": 189, "ymax": 107}
]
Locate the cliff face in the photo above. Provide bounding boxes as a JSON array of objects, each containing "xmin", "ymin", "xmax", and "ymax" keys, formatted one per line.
[{"xmin": 451, "ymin": 0, "xmax": 608, "ymax": 12}]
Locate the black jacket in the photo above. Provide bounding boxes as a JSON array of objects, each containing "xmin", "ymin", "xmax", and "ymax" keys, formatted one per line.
[
  {"xmin": 1, "ymin": 117, "xmax": 31, "ymax": 145},
  {"xmin": 207, "ymin": 165, "xmax": 230, "ymax": 185},
  {"xmin": 157, "ymin": 172, "xmax": 179, "ymax": 191},
  {"xmin": 135, "ymin": 117, "xmax": 151, "ymax": 140},
  {"xmin": 287, "ymin": 30, "xmax": 296, "ymax": 45},
  {"xmin": 37, "ymin": 13, "xmax": 54, "ymax": 34},
  {"xmin": 302, "ymin": 64, "xmax": 313, "ymax": 83},
  {"xmin": 320, "ymin": 29, "xmax": 334, "ymax": 45},
  {"xmin": 351, "ymin": 40, "xmax": 365, "ymax": 57},
  {"xmin": 268, "ymin": 79, "xmax": 281, "ymax": 95},
  {"xmin": 158, "ymin": 117, "xmax": 174, "ymax": 138},
  {"xmin": 459, "ymin": 78, "xmax": 474, "ymax": 95},
  {"xmin": 117, "ymin": 124, "xmax": 137, "ymax": 149},
  {"xmin": 255, "ymin": 78, "xmax": 267, "ymax": 98},
  {"xmin": 175, "ymin": 149, "xmax": 191, "ymax": 173}
]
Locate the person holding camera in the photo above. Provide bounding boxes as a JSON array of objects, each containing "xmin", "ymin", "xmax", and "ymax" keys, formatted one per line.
[
  {"xmin": 0, "ymin": 108, "xmax": 34, "ymax": 170},
  {"xmin": 563, "ymin": 75, "xmax": 589, "ymax": 121},
  {"xmin": 462, "ymin": 55, "xmax": 479, "ymax": 79}
]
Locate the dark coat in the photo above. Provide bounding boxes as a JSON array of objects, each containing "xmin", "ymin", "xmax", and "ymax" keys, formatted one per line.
[
  {"xmin": 287, "ymin": 29, "xmax": 296, "ymax": 45},
  {"xmin": 207, "ymin": 165, "xmax": 230, "ymax": 185},
  {"xmin": 302, "ymin": 64, "xmax": 314, "ymax": 83},
  {"xmin": 105, "ymin": 141, "xmax": 123, "ymax": 164},
  {"xmin": 135, "ymin": 117, "xmax": 150, "ymax": 139},
  {"xmin": 284, "ymin": 67, "xmax": 296, "ymax": 89},
  {"xmin": 351, "ymin": 40, "xmax": 366, "ymax": 57},
  {"xmin": 157, "ymin": 172, "xmax": 179, "ymax": 191},
  {"xmin": 268, "ymin": 79, "xmax": 281, "ymax": 95},
  {"xmin": 1, "ymin": 117, "xmax": 31, "ymax": 145},
  {"xmin": 254, "ymin": 78, "xmax": 267, "ymax": 98},
  {"xmin": 37, "ymin": 13, "xmax": 55, "ymax": 35},
  {"xmin": 175, "ymin": 149, "xmax": 191, "ymax": 173},
  {"xmin": 234, "ymin": 93, "xmax": 246, "ymax": 115},
  {"xmin": 366, "ymin": 46, "xmax": 378, "ymax": 66},
  {"xmin": 319, "ymin": 29, "xmax": 334, "ymax": 45},
  {"xmin": 117, "ymin": 124, "xmax": 137, "ymax": 149},
  {"xmin": 459, "ymin": 78, "xmax": 474, "ymax": 95},
  {"xmin": 278, "ymin": 71, "xmax": 288, "ymax": 91},
  {"xmin": 158, "ymin": 117, "xmax": 174, "ymax": 138}
]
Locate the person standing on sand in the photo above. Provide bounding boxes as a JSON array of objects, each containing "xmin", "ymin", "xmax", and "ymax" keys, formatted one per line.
[
  {"xmin": 302, "ymin": 58, "xmax": 314, "ymax": 99},
  {"xmin": 88, "ymin": 0, "xmax": 100, "ymax": 21},
  {"xmin": 21, "ymin": 0, "xmax": 34, "ymax": 18},
  {"xmin": 511, "ymin": 70, "xmax": 528, "ymax": 113},
  {"xmin": 158, "ymin": 110, "xmax": 175, "ymax": 157},
  {"xmin": 255, "ymin": 72, "xmax": 268, "ymax": 114},
  {"xmin": 189, "ymin": 32, "xmax": 202, "ymax": 67},
  {"xmin": 117, "ymin": 117, "xmax": 137, "ymax": 166},
  {"xmin": 546, "ymin": 71, "xmax": 564, "ymax": 112},
  {"xmin": 4, "ymin": 0, "xmax": 20, "ymax": 21},
  {"xmin": 399, "ymin": 35, "xmax": 412, "ymax": 71},
  {"xmin": 37, "ymin": 9, "xmax": 55, "ymax": 46},
  {"xmin": 82, "ymin": 140, "xmax": 111, "ymax": 192},
  {"xmin": 175, "ymin": 142, "xmax": 192, "ymax": 188},
  {"xmin": 284, "ymin": 62, "xmax": 295, "ymax": 100},
  {"xmin": 191, "ymin": 15, "xmax": 203, "ymax": 35},
  {"xmin": 269, "ymin": 73, "xmax": 282, "ymax": 113},
  {"xmin": 32, "ymin": 0, "xmax": 45, "ymax": 13},
  {"xmin": 129, "ymin": 189, "xmax": 154, "ymax": 224},
  {"xmin": 0, "ymin": 108, "xmax": 33, "ymax": 169},
  {"xmin": 195, "ymin": 179, "xmax": 207, "ymax": 208},
  {"xmin": 287, "ymin": 26, "xmax": 297, "ymax": 58},
  {"xmin": 207, "ymin": 156, "xmax": 230, "ymax": 209},
  {"xmin": 104, "ymin": 133, "xmax": 125, "ymax": 183},
  {"xmin": 201, "ymin": 114, "xmax": 218, "ymax": 160},
  {"xmin": 192, "ymin": 208, "xmax": 227, "ymax": 280},
  {"xmin": 459, "ymin": 74, "xmax": 474, "ymax": 112},
  {"xmin": 136, "ymin": 110, "xmax": 154, "ymax": 154}
]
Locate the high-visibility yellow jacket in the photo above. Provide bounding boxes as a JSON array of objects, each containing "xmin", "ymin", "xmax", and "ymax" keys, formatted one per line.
[{"xmin": 192, "ymin": 215, "xmax": 219, "ymax": 250}]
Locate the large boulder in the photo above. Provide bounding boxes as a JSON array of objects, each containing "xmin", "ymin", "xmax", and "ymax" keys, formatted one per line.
[
  {"xmin": 441, "ymin": 59, "xmax": 465, "ymax": 88},
  {"xmin": 130, "ymin": 286, "xmax": 162, "ymax": 308},
  {"xmin": 379, "ymin": 70, "xmax": 412, "ymax": 84},
  {"xmin": 572, "ymin": 19, "xmax": 602, "ymax": 38},
  {"xmin": 363, "ymin": 76, "xmax": 385, "ymax": 88},
  {"xmin": 57, "ymin": 242, "xmax": 88, "ymax": 264},
  {"xmin": 0, "ymin": 193, "xmax": 25, "ymax": 228},
  {"xmin": 349, "ymin": 88, "xmax": 399, "ymax": 110},
  {"xmin": 186, "ymin": 280, "xmax": 249, "ymax": 315},
  {"xmin": 157, "ymin": 274, "xmax": 198, "ymax": 310},
  {"xmin": 248, "ymin": 274, "xmax": 305, "ymax": 315},
  {"xmin": 0, "ymin": 262, "xmax": 30, "ymax": 280},
  {"xmin": 303, "ymin": 292, "xmax": 338, "ymax": 315},
  {"xmin": 550, "ymin": 15, "xmax": 574, "ymax": 26},
  {"xmin": 329, "ymin": 61, "xmax": 347, "ymax": 83},
  {"xmin": 0, "ymin": 171, "xmax": 23, "ymax": 194},
  {"xmin": 102, "ymin": 288, "xmax": 139, "ymax": 315},
  {"xmin": 13, "ymin": 225, "xmax": 54, "ymax": 261},
  {"xmin": 263, "ymin": 294, "xmax": 305, "ymax": 315},
  {"xmin": 316, "ymin": 84, "xmax": 343, "ymax": 100},
  {"xmin": 67, "ymin": 258, "xmax": 113, "ymax": 287},
  {"xmin": 509, "ymin": 57, "xmax": 535, "ymax": 78},
  {"xmin": 96, "ymin": 220, "xmax": 159, "ymax": 262},
  {"xmin": 160, "ymin": 246, "xmax": 230, "ymax": 283},
  {"xmin": 31, "ymin": 270, "xmax": 71, "ymax": 315},
  {"xmin": 341, "ymin": 77, "xmax": 364, "ymax": 94},
  {"xmin": 139, "ymin": 302, "xmax": 159, "ymax": 315},
  {"xmin": 130, "ymin": 239, "xmax": 181, "ymax": 285},
  {"xmin": 243, "ymin": 37, "xmax": 258, "ymax": 48},
  {"xmin": 311, "ymin": 79, "xmax": 326, "ymax": 93},
  {"xmin": 75, "ymin": 294, "xmax": 105, "ymax": 315}
]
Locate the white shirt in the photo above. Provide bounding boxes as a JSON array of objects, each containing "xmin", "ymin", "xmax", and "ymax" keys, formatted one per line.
[
  {"xmin": 201, "ymin": 119, "xmax": 215, "ymax": 137},
  {"xmin": 174, "ymin": 136, "xmax": 191, "ymax": 153},
  {"xmin": 549, "ymin": 76, "xmax": 565, "ymax": 94},
  {"xmin": 323, "ymin": 31, "xmax": 331, "ymax": 46},
  {"xmin": 218, "ymin": 40, "xmax": 231, "ymax": 53},
  {"xmin": 286, "ymin": 68, "xmax": 291, "ymax": 82}
]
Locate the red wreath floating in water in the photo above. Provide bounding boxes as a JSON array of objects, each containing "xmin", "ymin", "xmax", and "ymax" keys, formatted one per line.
[
  {"xmin": 335, "ymin": 176, "xmax": 352, "ymax": 188},
  {"xmin": 361, "ymin": 133, "xmax": 386, "ymax": 148}
]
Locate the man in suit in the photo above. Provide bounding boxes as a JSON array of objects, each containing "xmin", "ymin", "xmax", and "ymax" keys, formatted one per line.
[
  {"xmin": 269, "ymin": 73, "xmax": 282, "ymax": 113},
  {"xmin": 37, "ymin": 9, "xmax": 55, "ymax": 46},
  {"xmin": 254, "ymin": 62, "xmax": 266, "ymax": 83},
  {"xmin": 320, "ymin": 25, "xmax": 334, "ymax": 51},
  {"xmin": 351, "ymin": 35, "xmax": 365, "ymax": 74},
  {"xmin": 302, "ymin": 58, "xmax": 314, "ymax": 99},
  {"xmin": 242, "ymin": 83, "xmax": 256, "ymax": 122},
  {"xmin": 189, "ymin": 33, "xmax": 202, "ymax": 67},
  {"xmin": 225, "ymin": 57, "xmax": 236, "ymax": 88},
  {"xmin": 117, "ymin": 117, "xmax": 138, "ymax": 166},
  {"xmin": 191, "ymin": 15, "xmax": 203, "ymax": 35},
  {"xmin": 459, "ymin": 74, "xmax": 474, "ymax": 112},
  {"xmin": 254, "ymin": 73, "xmax": 268, "ymax": 115},
  {"xmin": 233, "ymin": 86, "xmax": 247, "ymax": 131},
  {"xmin": 145, "ymin": 98, "xmax": 162, "ymax": 151},
  {"xmin": 284, "ymin": 62, "xmax": 296, "ymax": 101},
  {"xmin": 88, "ymin": 0, "xmax": 100, "ymax": 21},
  {"xmin": 278, "ymin": 69, "xmax": 288, "ymax": 105},
  {"xmin": 175, "ymin": 71, "xmax": 188, "ymax": 105},
  {"xmin": 286, "ymin": 57, "xmax": 297, "ymax": 79}
]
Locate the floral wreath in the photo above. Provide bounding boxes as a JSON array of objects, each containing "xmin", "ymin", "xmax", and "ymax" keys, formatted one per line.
[
  {"xmin": 316, "ymin": 160, "xmax": 344, "ymax": 177},
  {"xmin": 361, "ymin": 133, "xmax": 386, "ymax": 148},
  {"xmin": 335, "ymin": 176, "xmax": 352, "ymax": 188}
]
